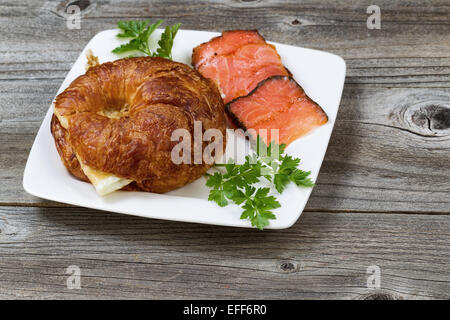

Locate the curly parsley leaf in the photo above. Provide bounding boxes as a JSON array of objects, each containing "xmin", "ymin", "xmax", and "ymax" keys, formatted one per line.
[
  {"xmin": 205, "ymin": 136, "xmax": 315, "ymax": 230},
  {"xmin": 273, "ymin": 173, "xmax": 290, "ymax": 194},
  {"xmin": 238, "ymin": 159, "xmax": 261, "ymax": 184},
  {"xmin": 273, "ymin": 155, "xmax": 314, "ymax": 193},
  {"xmin": 116, "ymin": 20, "xmax": 150, "ymax": 38},
  {"xmin": 141, "ymin": 19, "xmax": 163, "ymax": 42},
  {"xmin": 112, "ymin": 19, "xmax": 179, "ymax": 59},
  {"xmin": 224, "ymin": 183, "xmax": 246, "ymax": 205},
  {"xmin": 205, "ymin": 172, "xmax": 228, "ymax": 207},
  {"xmin": 240, "ymin": 187, "xmax": 280, "ymax": 230},
  {"xmin": 208, "ymin": 188, "xmax": 228, "ymax": 207},
  {"xmin": 113, "ymin": 20, "xmax": 162, "ymax": 55},
  {"xmin": 205, "ymin": 172, "xmax": 222, "ymax": 189},
  {"xmin": 290, "ymin": 169, "xmax": 315, "ymax": 187},
  {"xmin": 155, "ymin": 23, "xmax": 181, "ymax": 59},
  {"xmin": 273, "ymin": 155, "xmax": 301, "ymax": 193},
  {"xmin": 112, "ymin": 38, "xmax": 144, "ymax": 54}
]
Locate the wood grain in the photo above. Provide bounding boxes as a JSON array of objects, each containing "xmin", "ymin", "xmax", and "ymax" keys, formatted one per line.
[
  {"xmin": 1, "ymin": 0, "xmax": 450, "ymax": 87},
  {"xmin": 1, "ymin": 0, "xmax": 449, "ymax": 60},
  {"xmin": 0, "ymin": 0, "xmax": 449, "ymax": 300},
  {"xmin": 0, "ymin": 206, "xmax": 448, "ymax": 299}
]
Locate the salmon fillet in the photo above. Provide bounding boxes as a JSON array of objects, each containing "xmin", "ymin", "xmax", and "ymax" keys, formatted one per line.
[
  {"xmin": 192, "ymin": 30, "xmax": 289, "ymax": 103},
  {"xmin": 226, "ymin": 76, "xmax": 328, "ymax": 145},
  {"xmin": 192, "ymin": 30, "xmax": 265, "ymax": 69}
]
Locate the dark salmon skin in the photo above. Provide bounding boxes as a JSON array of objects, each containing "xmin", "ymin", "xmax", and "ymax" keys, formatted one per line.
[
  {"xmin": 192, "ymin": 30, "xmax": 289, "ymax": 103},
  {"xmin": 226, "ymin": 76, "xmax": 328, "ymax": 146}
]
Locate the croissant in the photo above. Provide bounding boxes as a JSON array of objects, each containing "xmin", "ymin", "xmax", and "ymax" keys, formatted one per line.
[{"xmin": 51, "ymin": 57, "xmax": 226, "ymax": 194}]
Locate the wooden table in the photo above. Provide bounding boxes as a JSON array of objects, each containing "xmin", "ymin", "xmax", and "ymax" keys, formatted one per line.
[{"xmin": 0, "ymin": 0, "xmax": 449, "ymax": 300}]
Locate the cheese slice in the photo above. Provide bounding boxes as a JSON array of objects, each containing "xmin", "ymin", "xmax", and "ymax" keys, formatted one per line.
[
  {"xmin": 54, "ymin": 107, "xmax": 133, "ymax": 196},
  {"xmin": 76, "ymin": 156, "xmax": 132, "ymax": 196},
  {"xmin": 54, "ymin": 107, "xmax": 69, "ymax": 129}
]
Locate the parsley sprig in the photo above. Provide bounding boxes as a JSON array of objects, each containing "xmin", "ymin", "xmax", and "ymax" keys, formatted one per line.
[
  {"xmin": 112, "ymin": 20, "xmax": 181, "ymax": 59},
  {"xmin": 205, "ymin": 136, "xmax": 315, "ymax": 230}
]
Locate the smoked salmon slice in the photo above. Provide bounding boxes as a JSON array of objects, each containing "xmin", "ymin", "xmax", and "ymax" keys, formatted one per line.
[
  {"xmin": 192, "ymin": 30, "xmax": 289, "ymax": 103},
  {"xmin": 226, "ymin": 76, "xmax": 328, "ymax": 146},
  {"xmin": 192, "ymin": 30, "xmax": 266, "ymax": 69}
]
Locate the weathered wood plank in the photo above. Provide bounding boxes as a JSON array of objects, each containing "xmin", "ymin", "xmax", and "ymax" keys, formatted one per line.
[
  {"xmin": 0, "ymin": 0, "xmax": 449, "ymax": 61},
  {"xmin": 2, "ymin": 0, "xmax": 450, "ymax": 88},
  {"xmin": 0, "ymin": 206, "xmax": 448, "ymax": 299},
  {"xmin": 0, "ymin": 0, "xmax": 449, "ymax": 301},
  {"xmin": 309, "ymin": 86, "xmax": 450, "ymax": 212},
  {"xmin": 1, "ymin": 79, "xmax": 448, "ymax": 212}
]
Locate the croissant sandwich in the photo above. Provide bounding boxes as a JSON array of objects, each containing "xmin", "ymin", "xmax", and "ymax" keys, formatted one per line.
[{"xmin": 51, "ymin": 57, "xmax": 227, "ymax": 195}]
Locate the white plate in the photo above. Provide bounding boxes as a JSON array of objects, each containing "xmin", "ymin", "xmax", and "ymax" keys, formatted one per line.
[{"xmin": 23, "ymin": 29, "xmax": 346, "ymax": 229}]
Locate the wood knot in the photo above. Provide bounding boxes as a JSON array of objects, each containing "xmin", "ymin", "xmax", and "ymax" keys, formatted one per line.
[
  {"xmin": 0, "ymin": 218, "xmax": 18, "ymax": 238},
  {"xmin": 362, "ymin": 292, "xmax": 396, "ymax": 300},
  {"xmin": 279, "ymin": 262, "xmax": 298, "ymax": 273},
  {"xmin": 55, "ymin": 0, "xmax": 94, "ymax": 16},
  {"xmin": 398, "ymin": 101, "xmax": 450, "ymax": 137},
  {"xmin": 239, "ymin": 0, "xmax": 261, "ymax": 4},
  {"xmin": 67, "ymin": 0, "xmax": 91, "ymax": 11},
  {"xmin": 291, "ymin": 19, "xmax": 301, "ymax": 25}
]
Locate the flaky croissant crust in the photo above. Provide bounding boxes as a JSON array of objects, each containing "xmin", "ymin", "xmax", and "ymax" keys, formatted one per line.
[{"xmin": 52, "ymin": 57, "xmax": 226, "ymax": 193}]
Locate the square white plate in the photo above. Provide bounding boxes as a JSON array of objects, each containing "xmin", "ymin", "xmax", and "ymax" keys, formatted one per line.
[{"xmin": 23, "ymin": 29, "xmax": 345, "ymax": 229}]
